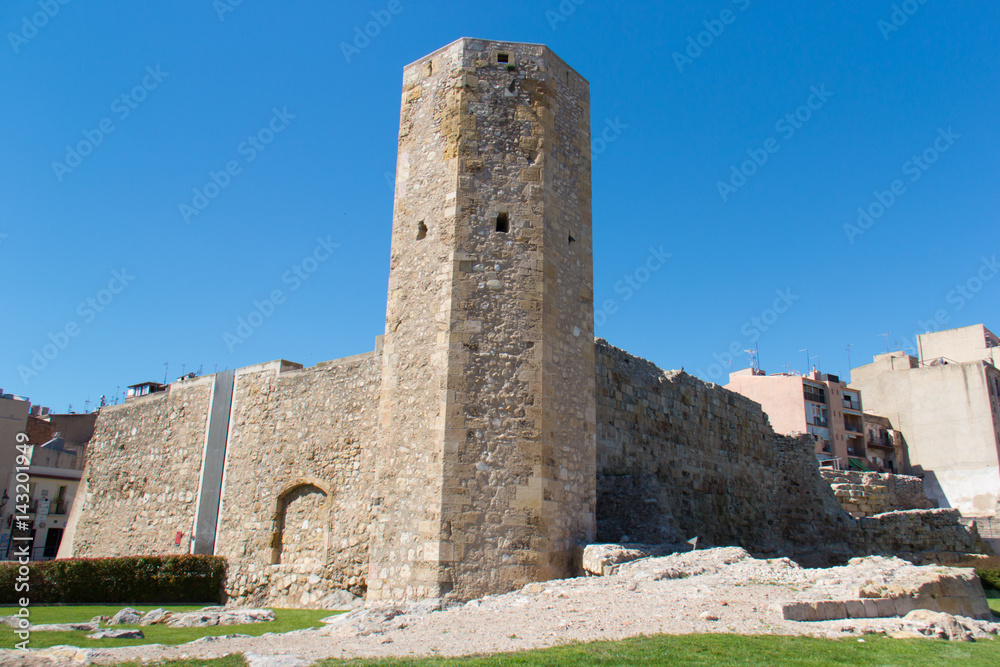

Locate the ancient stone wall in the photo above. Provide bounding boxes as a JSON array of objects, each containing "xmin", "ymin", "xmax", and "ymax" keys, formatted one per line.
[
  {"xmin": 71, "ymin": 351, "xmax": 380, "ymax": 608},
  {"xmin": 594, "ymin": 340, "xmax": 982, "ymax": 564},
  {"xmin": 854, "ymin": 508, "xmax": 984, "ymax": 557},
  {"xmin": 370, "ymin": 38, "xmax": 595, "ymax": 602},
  {"xmin": 71, "ymin": 377, "xmax": 213, "ymax": 556},
  {"xmin": 821, "ymin": 469, "xmax": 934, "ymax": 517},
  {"xmin": 214, "ymin": 353, "xmax": 380, "ymax": 607}
]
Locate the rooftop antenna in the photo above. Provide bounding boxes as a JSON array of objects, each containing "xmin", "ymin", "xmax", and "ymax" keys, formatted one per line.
[
  {"xmin": 114, "ymin": 386, "xmax": 120, "ymax": 405},
  {"xmin": 84, "ymin": 397, "xmax": 90, "ymax": 413},
  {"xmin": 845, "ymin": 343, "xmax": 853, "ymax": 374},
  {"xmin": 799, "ymin": 348, "xmax": 809, "ymax": 375},
  {"xmin": 744, "ymin": 345, "xmax": 759, "ymax": 373},
  {"xmin": 163, "ymin": 362, "xmax": 169, "ymax": 384},
  {"xmin": 879, "ymin": 333, "xmax": 890, "ymax": 353}
]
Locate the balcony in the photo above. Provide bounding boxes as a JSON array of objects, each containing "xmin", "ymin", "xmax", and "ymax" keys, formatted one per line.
[
  {"xmin": 804, "ymin": 391, "xmax": 826, "ymax": 404},
  {"xmin": 842, "ymin": 398, "xmax": 861, "ymax": 411}
]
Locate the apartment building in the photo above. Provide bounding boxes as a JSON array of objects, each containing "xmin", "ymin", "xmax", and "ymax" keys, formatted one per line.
[
  {"xmin": 852, "ymin": 324, "xmax": 1000, "ymax": 517},
  {"xmin": 0, "ymin": 397, "xmax": 95, "ymax": 561},
  {"xmin": 726, "ymin": 369, "xmax": 868, "ymax": 468}
]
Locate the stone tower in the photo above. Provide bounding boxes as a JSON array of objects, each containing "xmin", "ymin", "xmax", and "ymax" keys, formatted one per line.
[{"xmin": 368, "ymin": 38, "xmax": 596, "ymax": 602}]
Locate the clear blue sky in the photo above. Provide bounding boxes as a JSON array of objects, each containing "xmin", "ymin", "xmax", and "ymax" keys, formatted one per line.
[{"xmin": 2, "ymin": 1, "xmax": 997, "ymax": 412}]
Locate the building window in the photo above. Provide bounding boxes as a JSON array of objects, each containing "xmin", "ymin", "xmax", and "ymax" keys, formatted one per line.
[
  {"xmin": 497, "ymin": 53, "xmax": 509, "ymax": 63},
  {"xmin": 496, "ymin": 213, "xmax": 509, "ymax": 233}
]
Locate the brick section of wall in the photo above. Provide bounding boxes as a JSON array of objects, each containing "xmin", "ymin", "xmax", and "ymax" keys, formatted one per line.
[
  {"xmin": 821, "ymin": 469, "xmax": 935, "ymax": 517},
  {"xmin": 71, "ymin": 379, "xmax": 213, "ymax": 556}
]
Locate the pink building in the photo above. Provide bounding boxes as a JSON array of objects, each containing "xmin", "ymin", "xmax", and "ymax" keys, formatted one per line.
[{"xmin": 725, "ymin": 369, "xmax": 866, "ymax": 468}]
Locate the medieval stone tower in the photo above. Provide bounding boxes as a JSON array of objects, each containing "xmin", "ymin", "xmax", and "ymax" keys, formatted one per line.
[{"xmin": 368, "ymin": 38, "xmax": 596, "ymax": 601}]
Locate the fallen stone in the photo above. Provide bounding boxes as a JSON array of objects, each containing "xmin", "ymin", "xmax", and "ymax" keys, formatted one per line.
[
  {"xmin": 581, "ymin": 543, "xmax": 683, "ymax": 576},
  {"xmin": 139, "ymin": 608, "xmax": 171, "ymax": 626},
  {"xmin": 29, "ymin": 622, "xmax": 99, "ymax": 632},
  {"xmin": 902, "ymin": 609, "xmax": 973, "ymax": 641},
  {"xmin": 318, "ymin": 588, "xmax": 363, "ymax": 611},
  {"xmin": 0, "ymin": 645, "xmax": 95, "ymax": 665},
  {"xmin": 86, "ymin": 628, "xmax": 144, "ymax": 640},
  {"xmin": 244, "ymin": 653, "xmax": 311, "ymax": 667},
  {"xmin": 166, "ymin": 608, "xmax": 274, "ymax": 628},
  {"xmin": 107, "ymin": 608, "xmax": 142, "ymax": 625}
]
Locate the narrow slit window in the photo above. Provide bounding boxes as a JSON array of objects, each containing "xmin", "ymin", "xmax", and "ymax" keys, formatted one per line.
[
  {"xmin": 416, "ymin": 220, "xmax": 427, "ymax": 240},
  {"xmin": 497, "ymin": 53, "xmax": 509, "ymax": 63},
  {"xmin": 568, "ymin": 233, "xmax": 576, "ymax": 244},
  {"xmin": 496, "ymin": 213, "xmax": 509, "ymax": 233}
]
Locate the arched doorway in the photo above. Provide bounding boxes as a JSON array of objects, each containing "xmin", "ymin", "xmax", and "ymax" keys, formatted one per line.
[{"xmin": 271, "ymin": 483, "xmax": 329, "ymax": 565}]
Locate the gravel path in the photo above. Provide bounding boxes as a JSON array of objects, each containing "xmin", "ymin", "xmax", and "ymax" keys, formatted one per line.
[{"xmin": 67, "ymin": 548, "xmax": 997, "ymax": 664}]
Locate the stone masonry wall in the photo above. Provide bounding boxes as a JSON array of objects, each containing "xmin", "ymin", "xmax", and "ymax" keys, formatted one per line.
[
  {"xmin": 821, "ymin": 469, "xmax": 935, "ymax": 518},
  {"xmin": 71, "ymin": 352, "xmax": 380, "ymax": 608},
  {"xmin": 370, "ymin": 38, "xmax": 596, "ymax": 602},
  {"xmin": 72, "ymin": 377, "xmax": 213, "ymax": 556},
  {"xmin": 594, "ymin": 340, "xmax": 983, "ymax": 564},
  {"xmin": 215, "ymin": 353, "xmax": 380, "ymax": 607}
]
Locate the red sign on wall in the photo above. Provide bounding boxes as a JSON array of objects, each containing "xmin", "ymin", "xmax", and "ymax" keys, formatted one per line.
[{"xmin": 174, "ymin": 531, "xmax": 183, "ymax": 546}]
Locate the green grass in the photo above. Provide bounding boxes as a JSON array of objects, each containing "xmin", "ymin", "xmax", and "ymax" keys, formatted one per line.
[
  {"xmin": 987, "ymin": 589, "xmax": 1000, "ymax": 616},
  {"xmin": 11, "ymin": 632, "xmax": 1000, "ymax": 667},
  {"xmin": 311, "ymin": 634, "xmax": 1000, "ymax": 666},
  {"xmin": 114, "ymin": 658, "xmax": 246, "ymax": 667},
  {"xmin": 0, "ymin": 604, "xmax": 333, "ymax": 649}
]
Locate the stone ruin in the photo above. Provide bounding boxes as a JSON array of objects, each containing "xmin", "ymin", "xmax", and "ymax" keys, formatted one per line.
[{"xmin": 64, "ymin": 38, "xmax": 990, "ymax": 608}]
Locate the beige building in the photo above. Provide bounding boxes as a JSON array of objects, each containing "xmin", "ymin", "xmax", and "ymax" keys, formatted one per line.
[
  {"xmin": 851, "ymin": 324, "xmax": 1000, "ymax": 517},
  {"xmin": 726, "ymin": 369, "xmax": 867, "ymax": 467},
  {"xmin": 0, "ymin": 397, "xmax": 94, "ymax": 561}
]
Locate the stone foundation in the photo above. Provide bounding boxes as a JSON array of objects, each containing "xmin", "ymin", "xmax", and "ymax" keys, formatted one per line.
[{"xmin": 822, "ymin": 469, "xmax": 934, "ymax": 517}]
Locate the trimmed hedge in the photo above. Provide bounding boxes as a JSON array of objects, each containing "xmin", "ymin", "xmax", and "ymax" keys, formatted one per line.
[
  {"xmin": 0, "ymin": 555, "xmax": 225, "ymax": 604},
  {"xmin": 978, "ymin": 569, "xmax": 1000, "ymax": 591}
]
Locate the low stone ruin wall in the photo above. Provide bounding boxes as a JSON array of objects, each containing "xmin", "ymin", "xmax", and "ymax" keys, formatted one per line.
[
  {"xmin": 821, "ymin": 469, "xmax": 934, "ymax": 517},
  {"xmin": 594, "ymin": 340, "xmax": 987, "ymax": 566}
]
